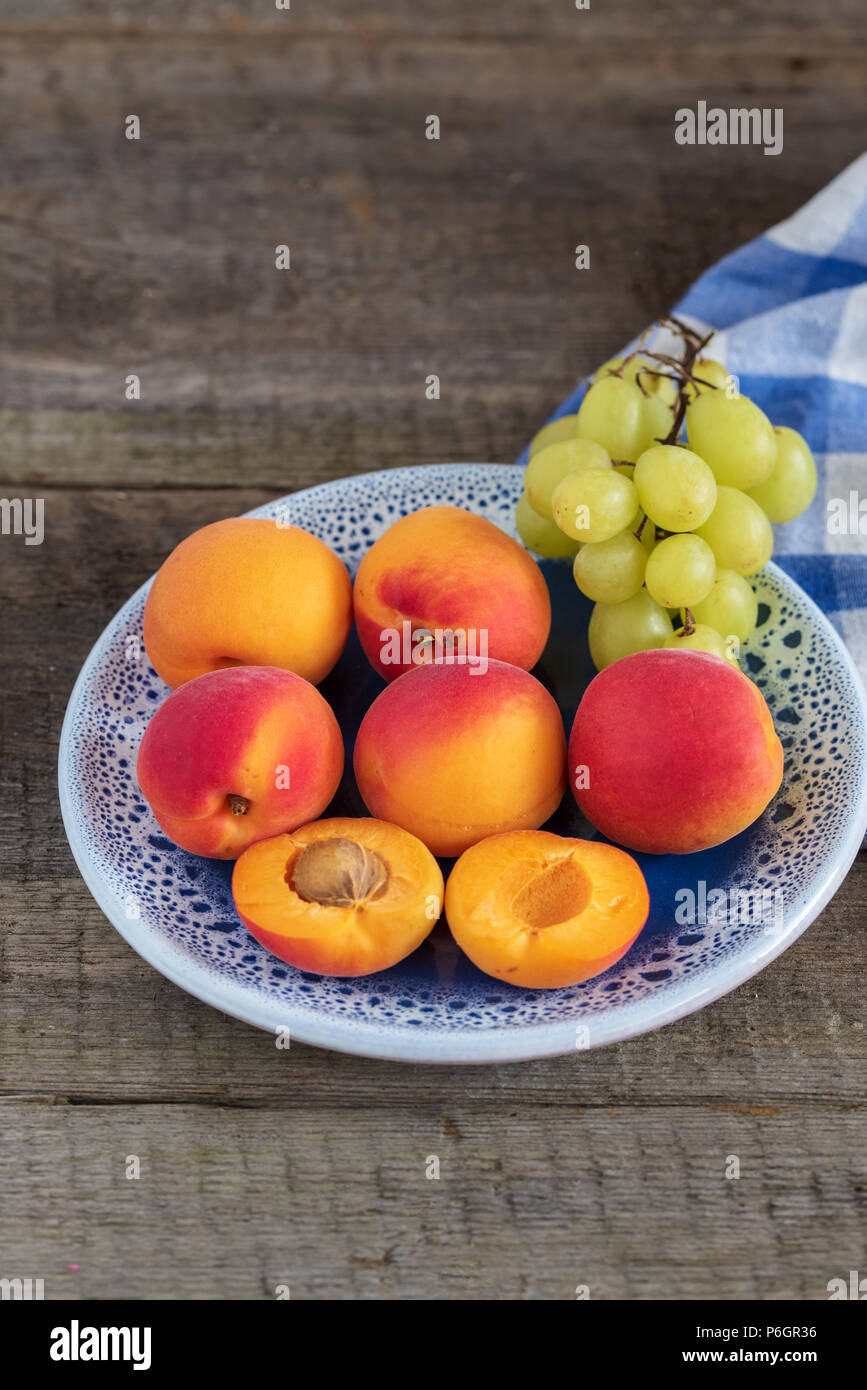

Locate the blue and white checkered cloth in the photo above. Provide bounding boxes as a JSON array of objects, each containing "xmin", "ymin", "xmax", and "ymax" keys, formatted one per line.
[{"xmin": 520, "ymin": 151, "xmax": 867, "ymax": 685}]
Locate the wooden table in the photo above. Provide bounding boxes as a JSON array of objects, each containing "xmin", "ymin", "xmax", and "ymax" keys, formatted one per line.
[{"xmin": 2, "ymin": 1, "xmax": 865, "ymax": 1300}]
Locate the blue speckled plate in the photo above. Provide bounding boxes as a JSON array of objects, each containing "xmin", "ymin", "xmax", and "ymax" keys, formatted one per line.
[{"xmin": 58, "ymin": 465, "xmax": 867, "ymax": 1062}]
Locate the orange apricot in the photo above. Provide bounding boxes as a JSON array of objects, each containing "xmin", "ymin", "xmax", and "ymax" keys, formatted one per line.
[
  {"xmin": 353, "ymin": 505, "xmax": 551, "ymax": 682},
  {"xmin": 232, "ymin": 817, "xmax": 443, "ymax": 977},
  {"xmin": 136, "ymin": 666, "xmax": 344, "ymax": 859},
  {"xmin": 143, "ymin": 517, "xmax": 352, "ymax": 688},
  {"xmin": 445, "ymin": 830, "xmax": 649, "ymax": 989},
  {"xmin": 569, "ymin": 649, "xmax": 784, "ymax": 854},
  {"xmin": 353, "ymin": 660, "xmax": 568, "ymax": 857}
]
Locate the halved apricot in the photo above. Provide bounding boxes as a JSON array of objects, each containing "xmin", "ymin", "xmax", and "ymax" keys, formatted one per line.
[
  {"xmin": 232, "ymin": 816, "xmax": 443, "ymax": 977},
  {"xmin": 445, "ymin": 830, "xmax": 649, "ymax": 989}
]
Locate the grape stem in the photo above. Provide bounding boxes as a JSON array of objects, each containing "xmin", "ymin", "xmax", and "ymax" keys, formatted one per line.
[
  {"xmin": 682, "ymin": 607, "xmax": 696, "ymax": 637},
  {"xmin": 659, "ymin": 315, "xmax": 706, "ymax": 348},
  {"xmin": 603, "ymin": 339, "xmax": 714, "ymax": 407},
  {"xmin": 657, "ymin": 324, "xmax": 715, "ymax": 447},
  {"xmin": 634, "ymin": 365, "xmax": 681, "ymax": 395},
  {"xmin": 599, "ymin": 316, "xmax": 716, "ymax": 440}
]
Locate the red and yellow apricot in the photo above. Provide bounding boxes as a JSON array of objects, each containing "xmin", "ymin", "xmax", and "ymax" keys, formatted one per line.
[
  {"xmin": 232, "ymin": 817, "xmax": 443, "ymax": 976},
  {"xmin": 352, "ymin": 505, "xmax": 551, "ymax": 682},
  {"xmin": 136, "ymin": 666, "xmax": 344, "ymax": 858},
  {"xmin": 143, "ymin": 517, "xmax": 352, "ymax": 689},
  {"xmin": 445, "ymin": 830, "xmax": 649, "ymax": 989},
  {"xmin": 353, "ymin": 659, "xmax": 567, "ymax": 857},
  {"xmin": 569, "ymin": 649, "xmax": 784, "ymax": 855}
]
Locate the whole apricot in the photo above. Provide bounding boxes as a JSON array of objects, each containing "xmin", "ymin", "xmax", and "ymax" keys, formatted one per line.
[
  {"xmin": 137, "ymin": 666, "xmax": 344, "ymax": 858},
  {"xmin": 143, "ymin": 517, "xmax": 352, "ymax": 688},
  {"xmin": 569, "ymin": 649, "xmax": 784, "ymax": 854},
  {"xmin": 353, "ymin": 659, "xmax": 567, "ymax": 857},
  {"xmin": 353, "ymin": 505, "xmax": 551, "ymax": 682}
]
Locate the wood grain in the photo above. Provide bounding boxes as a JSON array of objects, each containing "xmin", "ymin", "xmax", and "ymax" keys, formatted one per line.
[
  {"xmin": 1, "ymin": 3, "xmax": 865, "ymax": 487},
  {"xmin": 2, "ymin": 1101, "xmax": 864, "ymax": 1300},
  {"xmin": 1, "ymin": 0, "xmax": 865, "ymax": 1301},
  {"xmin": 3, "ymin": 0, "xmax": 866, "ymax": 42}
]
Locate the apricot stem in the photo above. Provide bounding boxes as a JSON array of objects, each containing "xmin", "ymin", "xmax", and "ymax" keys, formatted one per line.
[
  {"xmin": 228, "ymin": 795, "xmax": 249, "ymax": 816},
  {"xmin": 291, "ymin": 838, "xmax": 389, "ymax": 908}
]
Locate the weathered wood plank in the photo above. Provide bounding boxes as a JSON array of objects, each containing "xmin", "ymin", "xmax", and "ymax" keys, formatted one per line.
[
  {"xmin": 4, "ymin": 0, "xmax": 866, "ymax": 43},
  {"xmin": 0, "ymin": 22, "xmax": 864, "ymax": 487},
  {"xmin": 1, "ymin": 1102, "xmax": 863, "ymax": 1299}
]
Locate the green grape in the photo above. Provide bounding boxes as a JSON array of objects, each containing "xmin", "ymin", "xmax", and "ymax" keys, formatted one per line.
[
  {"xmin": 694, "ymin": 485, "xmax": 774, "ymax": 576},
  {"xmin": 686, "ymin": 390, "xmax": 777, "ymax": 489},
  {"xmin": 573, "ymin": 530, "xmax": 648, "ymax": 603},
  {"xmin": 577, "ymin": 376, "xmax": 665, "ymax": 463},
  {"xmin": 529, "ymin": 413, "xmax": 580, "ymax": 459},
  {"xmin": 515, "ymin": 492, "xmax": 581, "ymax": 559},
  {"xmin": 634, "ymin": 444, "xmax": 717, "ymax": 532},
  {"xmin": 644, "ymin": 533, "xmax": 716, "ymax": 609},
  {"xmin": 525, "ymin": 438, "xmax": 611, "ymax": 519},
  {"xmin": 614, "ymin": 462, "xmax": 635, "ymax": 480},
  {"xmin": 684, "ymin": 357, "xmax": 733, "ymax": 401},
  {"xmin": 689, "ymin": 568, "xmax": 758, "ymax": 644},
  {"xmin": 552, "ymin": 468, "xmax": 639, "ymax": 543},
  {"xmin": 594, "ymin": 354, "xmax": 679, "ymax": 409},
  {"xmin": 664, "ymin": 623, "xmax": 738, "ymax": 663},
  {"xmin": 588, "ymin": 588, "xmax": 673, "ymax": 670},
  {"xmin": 747, "ymin": 425, "xmax": 817, "ymax": 523}
]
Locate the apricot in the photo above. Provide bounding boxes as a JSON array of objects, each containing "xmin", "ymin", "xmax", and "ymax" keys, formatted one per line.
[
  {"xmin": 232, "ymin": 817, "xmax": 443, "ymax": 976},
  {"xmin": 137, "ymin": 666, "xmax": 344, "ymax": 858},
  {"xmin": 569, "ymin": 649, "xmax": 784, "ymax": 855},
  {"xmin": 143, "ymin": 517, "xmax": 352, "ymax": 688},
  {"xmin": 445, "ymin": 831, "xmax": 649, "ymax": 989},
  {"xmin": 353, "ymin": 659, "xmax": 567, "ymax": 857},
  {"xmin": 352, "ymin": 505, "xmax": 551, "ymax": 682}
]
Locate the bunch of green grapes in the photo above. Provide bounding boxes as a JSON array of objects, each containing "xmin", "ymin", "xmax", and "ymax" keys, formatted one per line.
[{"xmin": 515, "ymin": 333, "xmax": 817, "ymax": 671}]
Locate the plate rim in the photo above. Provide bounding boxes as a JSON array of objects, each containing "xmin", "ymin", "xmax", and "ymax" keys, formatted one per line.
[{"xmin": 58, "ymin": 463, "xmax": 867, "ymax": 1064}]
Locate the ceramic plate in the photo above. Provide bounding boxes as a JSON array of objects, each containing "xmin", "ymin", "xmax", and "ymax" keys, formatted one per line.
[{"xmin": 58, "ymin": 465, "xmax": 867, "ymax": 1062}]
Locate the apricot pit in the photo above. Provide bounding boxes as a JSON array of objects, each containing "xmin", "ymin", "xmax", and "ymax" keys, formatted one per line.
[{"xmin": 291, "ymin": 838, "xmax": 389, "ymax": 908}]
